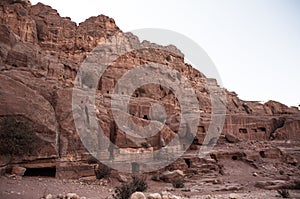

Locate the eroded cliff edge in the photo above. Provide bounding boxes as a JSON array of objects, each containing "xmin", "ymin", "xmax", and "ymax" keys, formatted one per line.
[{"xmin": 0, "ymin": 0, "xmax": 299, "ymax": 179}]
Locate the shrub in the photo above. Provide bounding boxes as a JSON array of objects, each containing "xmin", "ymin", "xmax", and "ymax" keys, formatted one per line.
[
  {"xmin": 131, "ymin": 176, "xmax": 148, "ymax": 192},
  {"xmin": 94, "ymin": 163, "xmax": 111, "ymax": 179},
  {"xmin": 172, "ymin": 178, "xmax": 185, "ymax": 188},
  {"xmin": 277, "ymin": 189, "xmax": 290, "ymax": 198},
  {"xmin": 113, "ymin": 176, "xmax": 148, "ymax": 199},
  {"xmin": 151, "ymin": 174, "xmax": 160, "ymax": 181},
  {"xmin": 141, "ymin": 142, "xmax": 150, "ymax": 149},
  {"xmin": 87, "ymin": 156, "xmax": 99, "ymax": 164},
  {"xmin": 0, "ymin": 116, "xmax": 37, "ymax": 157}
]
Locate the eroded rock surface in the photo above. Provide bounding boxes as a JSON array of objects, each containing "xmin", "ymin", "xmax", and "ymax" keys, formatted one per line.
[{"xmin": 0, "ymin": 0, "xmax": 299, "ymax": 180}]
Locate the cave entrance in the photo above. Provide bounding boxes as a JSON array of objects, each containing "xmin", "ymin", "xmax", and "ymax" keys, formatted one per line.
[
  {"xmin": 232, "ymin": 156, "xmax": 238, "ymax": 161},
  {"xmin": 184, "ymin": 159, "xmax": 191, "ymax": 168},
  {"xmin": 258, "ymin": 127, "xmax": 267, "ymax": 132},
  {"xmin": 24, "ymin": 167, "xmax": 56, "ymax": 177},
  {"xmin": 259, "ymin": 151, "xmax": 266, "ymax": 158},
  {"xmin": 143, "ymin": 115, "xmax": 149, "ymax": 120}
]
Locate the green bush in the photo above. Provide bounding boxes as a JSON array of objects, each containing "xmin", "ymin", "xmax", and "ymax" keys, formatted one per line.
[
  {"xmin": 172, "ymin": 178, "xmax": 185, "ymax": 188},
  {"xmin": 113, "ymin": 176, "xmax": 148, "ymax": 199},
  {"xmin": 0, "ymin": 116, "xmax": 37, "ymax": 157},
  {"xmin": 94, "ymin": 163, "xmax": 111, "ymax": 179},
  {"xmin": 277, "ymin": 189, "xmax": 290, "ymax": 198}
]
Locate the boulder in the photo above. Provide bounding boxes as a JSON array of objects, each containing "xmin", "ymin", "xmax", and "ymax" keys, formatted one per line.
[
  {"xmin": 66, "ymin": 193, "xmax": 80, "ymax": 199},
  {"xmin": 161, "ymin": 191, "xmax": 181, "ymax": 199},
  {"xmin": 225, "ymin": 133, "xmax": 240, "ymax": 143},
  {"xmin": 130, "ymin": 192, "xmax": 146, "ymax": 199},
  {"xmin": 45, "ymin": 194, "xmax": 53, "ymax": 199},
  {"xmin": 229, "ymin": 193, "xmax": 241, "ymax": 199},
  {"xmin": 116, "ymin": 173, "xmax": 128, "ymax": 183},
  {"xmin": 160, "ymin": 170, "xmax": 184, "ymax": 183},
  {"xmin": 11, "ymin": 166, "xmax": 26, "ymax": 176},
  {"xmin": 148, "ymin": 193, "xmax": 162, "ymax": 199}
]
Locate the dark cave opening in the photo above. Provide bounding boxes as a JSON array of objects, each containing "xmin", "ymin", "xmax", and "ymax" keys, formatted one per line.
[
  {"xmin": 259, "ymin": 151, "xmax": 266, "ymax": 158},
  {"xmin": 24, "ymin": 167, "xmax": 56, "ymax": 177},
  {"xmin": 184, "ymin": 159, "xmax": 191, "ymax": 168}
]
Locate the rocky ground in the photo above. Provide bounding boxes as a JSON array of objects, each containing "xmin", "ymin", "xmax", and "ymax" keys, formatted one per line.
[
  {"xmin": 1, "ymin": 140, "xmax": 300, "ymax": 199},
  {"xmin": 1, "ymin": 174, "xmax": 300, "ymax": 199}
]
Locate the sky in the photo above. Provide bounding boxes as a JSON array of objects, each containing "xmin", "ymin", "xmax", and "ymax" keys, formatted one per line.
[{"xmin": 30, "ymin": 0, "xmax": 300, "ymax": 107}]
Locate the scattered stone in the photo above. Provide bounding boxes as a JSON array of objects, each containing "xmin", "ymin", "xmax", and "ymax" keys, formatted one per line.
[
  {"xmin": 216, "ymin": 183, "xmax": 243, "ymax": 191},
  {"xmin": 229, "ymin": 193, "xmax": 240, "ymax": 199},
  {"xmin": 161, "ymin": 191, "xmax": 181, "ymax": 199},
  {"xmin": 45, "ymin": 194, "xmax": 53, "ymax": 199},
  {"xmin": 284, "ymin": 154, "xmax": 298, "ymax": 166},
  {"xmin": 255, "ymin": 180, "xmax": 300, "ymax": 190},
  {"xmin": 204, "ymin": 195, "xmax": 212, "ymax": 199},
  {"xmin": 79, "ymin": 176, "xmax": 96, "ymax": 184},
  {"xmin": 116, "ymin": 173, "xmax": 128, "ymax": 182},
  {"xmin": 57, "ymin": 194, "xmax": 64, "ymax": 199},
  {"xmin": 181, "ymin": 188, "xmax": 191, "ymax": 192},
  {"xmin": 148, "ymin": 193, "xmax": 162, "ymax": 199},
  {"xmin": 212, "ymin": 179, "xmax": 223, "ymax": 184},
  {"xmin": 166, "ymin": 188, "xmax": 175, "ymax": 192},
  {"xmin": 130, "ymin": 192, "xmax": 146, "ymax": 199},
  {"xmin": 11, "ymin": 166, "xmax": 26, "ymax": 176},
  {"xmin": 66, "ymin": 193, "xmax": 80, "ymax": 199}
]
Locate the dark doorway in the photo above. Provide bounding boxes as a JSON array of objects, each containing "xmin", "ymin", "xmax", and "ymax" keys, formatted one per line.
[
  {"xmin": 232, "ymin": 156, "xmax": 238, "ymax": 161},
  {"xmin": 24, "ymin": 167, "xmax": 56, "ymax": 177},
  {"xmin": 131, "ymin": 162, "xmax": 139, "ymax": 173},
  {"xmin": 184, "ymin": 159, "xmax": 191, "ymax": 168},
  {"xmin": 259, "ymin": 151, "xmax": 266, "ymax": 158}
]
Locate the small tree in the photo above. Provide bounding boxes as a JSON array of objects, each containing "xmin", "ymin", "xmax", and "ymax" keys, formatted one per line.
[{"xmin": 113, "ymin": 176, "xmax": 148, "ymax": 199}]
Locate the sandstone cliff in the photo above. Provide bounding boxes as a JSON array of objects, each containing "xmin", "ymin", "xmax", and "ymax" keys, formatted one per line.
[{"xmin": 0, "ymin": 0, "xmax": 299, "ymax": 178}]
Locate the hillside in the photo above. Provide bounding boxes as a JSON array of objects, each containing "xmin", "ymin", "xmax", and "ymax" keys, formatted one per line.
[{"xmin": 0, "ymin": 0, "xmax": 299, "ymax": 198}]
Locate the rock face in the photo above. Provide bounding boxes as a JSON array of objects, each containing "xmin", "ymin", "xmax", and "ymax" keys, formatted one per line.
[
  {"xmin": 0, "ymin": 0, "xmax": 299, "ymax": 178},
  {"xmin": 160, "ymin": 170, "xmax": 184, "ymax": 183}
]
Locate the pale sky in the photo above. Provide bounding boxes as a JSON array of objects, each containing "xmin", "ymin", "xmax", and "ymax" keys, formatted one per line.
[{"xmin": 30, "ymin": 0, "xmax": 300, "ymax": 107}]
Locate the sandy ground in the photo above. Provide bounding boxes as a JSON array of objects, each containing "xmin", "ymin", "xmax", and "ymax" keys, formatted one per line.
[
  {"xmin": 1, "ymin": 141, "xmax": 300, "ymax": 199},
  {"xmin": 1, "ymin": 175, "xmax": 300, "ymax": 199}
]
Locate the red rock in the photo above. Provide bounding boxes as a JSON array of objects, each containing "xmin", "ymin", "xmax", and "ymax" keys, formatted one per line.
[{"xmin": 0, "ymin": 0, "xmax": 299, "ymax": 179}]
